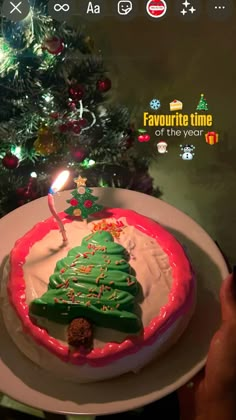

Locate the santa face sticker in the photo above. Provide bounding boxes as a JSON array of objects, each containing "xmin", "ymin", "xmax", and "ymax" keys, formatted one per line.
[
  {"xmin": 146, "ymin": 0, "xmax": 167, "ymax": 19},
  {"xmin": 157, "ymin": 141, "xmax": 168, "ymax": 154}
]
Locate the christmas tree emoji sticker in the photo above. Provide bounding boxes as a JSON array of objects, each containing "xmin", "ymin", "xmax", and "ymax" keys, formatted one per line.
[
  {"xmin": 65, "ymin": 176, "xmax": 103, "ymax": 219},
  {"xmin": 29, "ymin": 231, "xmax": 142, "ymax": 348},
  {"xmin": 196, "ymin": 93, "xmax": 208, "ymax": 111}
]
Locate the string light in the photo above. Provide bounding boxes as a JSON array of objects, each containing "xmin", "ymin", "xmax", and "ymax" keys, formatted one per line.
[
  {"xmin": 0, "ymin": 39, "xmax": 16, "ymax": 75},
  {"xmin": 99, "ymin": 178, "xmax": 108, "ymax": 187},
  {"xmin": 11, "ymin": 146, "xmax": 22, "ymax": 159},
  {"xmin": 81, "ymin": 159, "xmax": 96, "ymax": 169},
  {"xmin": 43, "ymin": 92, "xmax": 54, "ymax": 103}
]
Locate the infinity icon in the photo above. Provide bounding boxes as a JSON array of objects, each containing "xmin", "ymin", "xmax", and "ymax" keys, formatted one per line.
[{"xmin": 54, "ymin": 3, "xmax": 70, "ymax": 12}]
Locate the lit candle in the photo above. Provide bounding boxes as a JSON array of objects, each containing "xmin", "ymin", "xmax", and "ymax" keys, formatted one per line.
[{"xmin": 48, "ymin": 170, "xmax": 70, "ymax": 244}]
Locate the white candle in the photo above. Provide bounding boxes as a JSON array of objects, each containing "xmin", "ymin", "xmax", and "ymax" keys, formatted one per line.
[{"xmin": 48, "ymin": 170, "xmax": 70, "ymax": 244}]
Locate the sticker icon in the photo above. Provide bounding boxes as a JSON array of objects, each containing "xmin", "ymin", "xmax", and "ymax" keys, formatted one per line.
[
  {"xmin": 150, "ymin": 98, "xmax": 161, "ymax": 110},
  {"xmin": 157, "ymin": 141, "xmax": 168, "ymax": 154},
  {"xmin": 180, "ymin": 144, "xmax": 195, "ymax": 160},
  {"xmin": 146, "ymin": 0, "xmax": 167, "ymax": 18},
  {"xmin": 118, "ymin": 1, "xmax": 133, "ymax": 15}
]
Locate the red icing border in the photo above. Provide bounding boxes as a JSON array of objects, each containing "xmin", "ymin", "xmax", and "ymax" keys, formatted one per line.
[{"xmin": 8, "ymin": 208, "xmax": 195, "ymax": 367}]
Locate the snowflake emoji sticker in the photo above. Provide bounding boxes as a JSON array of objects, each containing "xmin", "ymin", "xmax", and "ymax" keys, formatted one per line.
[{"xmin": 150, "ymin": 98, "xmax": 161, "ymax": 110}]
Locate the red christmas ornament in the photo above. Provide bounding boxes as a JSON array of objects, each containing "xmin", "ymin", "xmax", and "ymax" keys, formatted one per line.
[
  {"xmin": 68, "ymin": 101, "xmax": 76, "ymax": 110},
  {"xmin": 23, "ymin": 190, "xmax": 33, "ymax": 199},
  {"xmin": 17, "ymin": 200, "xmax": 25, "ymax": 207},
  {"xmin": 32, "ymin": 191, "xmax": 39, "ymax": 199},
  {"xmin": 70, "ymin": 198, "xmax": 78, "ymax": 206},
  {"xmin": 16, "ymin": 187, "xmax": 26, "ymax": 197},
  {"xmin": 138, "ymin": 134, "xmax": 151, "ymax": 142},
  {"xmin": 69, "ymin": 85, "xmax": 85, "ymax": 101},
  {"xmin": 78, "ymin": 118, "xmax": 88, "ymax": 128},
  {"xmin": 72, "ymin": 125, "xmax": 81, "ymax": 135},
  {"xmin": 70, "ymin": 147, "xmax": 87, "ymax": 163},
  {"xmin": 70, "ymin": 120, "xmax": 81, "ymax": 134},
  {"xmin": 84, "ymin": 200, "xmax": 93, "ymax": 208},
  {"xmin": 50, "ymin": 112, "xmax": 59, "ymax": 119},
  {"xmin": 97, "ymin": 78, "xmax": 112, "ymax": 93},
  {"xmin": 58, "ymin": 124, "xmax": 68, "ymax": 133},
  {"xmin": 126, "ymin": 136, "xmax": 135, "ymax": 149},
  {"xmin": 2, "ymin": 152, "xmax": 19, "ymax": 169},
  {"xmin": 42, "ymin": 36, "xmax": 64, "ymax": 55},
  {"xmin": 67, "ymin": 121, "xmax": 74, "ymax": 129}
]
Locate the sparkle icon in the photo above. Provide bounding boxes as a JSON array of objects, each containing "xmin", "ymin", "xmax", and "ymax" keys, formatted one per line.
[{"xmin": 176, "ymin": 0, "xmax": 200, "ymax": 19}]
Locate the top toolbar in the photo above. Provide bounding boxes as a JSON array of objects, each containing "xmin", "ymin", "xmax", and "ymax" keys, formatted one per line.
[{"xmin": 1, "ymin": 0, "xmax": 234, "ymax": 22}]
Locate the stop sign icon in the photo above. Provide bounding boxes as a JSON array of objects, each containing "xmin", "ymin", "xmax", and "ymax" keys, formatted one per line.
[{"xmin": 146, "ymin": 0, "xmax": 167, "ymax": 18}]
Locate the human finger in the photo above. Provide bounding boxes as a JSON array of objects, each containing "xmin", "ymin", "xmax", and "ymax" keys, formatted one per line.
[
  {"xmin": 220, "ymin": 271, "xmax": 236, "ymax": 322},
  {"xmin": 178, "ymin": 369, "xmax": 205, "ymax": 420}
]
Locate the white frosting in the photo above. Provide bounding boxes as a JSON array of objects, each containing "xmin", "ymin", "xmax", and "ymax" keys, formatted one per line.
[{"xmin": 1, "ymin": 217, "xmax": 195, "ymax": 382}]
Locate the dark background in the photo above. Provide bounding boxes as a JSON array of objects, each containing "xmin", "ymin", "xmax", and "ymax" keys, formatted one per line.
[{"xmin": 79, "ymin": 10, "xmax": 236, "ymax": 264}]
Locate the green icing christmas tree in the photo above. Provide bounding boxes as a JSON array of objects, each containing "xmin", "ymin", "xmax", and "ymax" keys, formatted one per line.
[
  {"xmin": 30, "ymin": 231, "xmax": 142, "ymax": 334},
  {"xmin": 64, "ymin": 176, "xmax": 103, "ymax": 219},
  {"xmin": 196, "ymin": 94, "xmax": 208, "ymax": 111}
]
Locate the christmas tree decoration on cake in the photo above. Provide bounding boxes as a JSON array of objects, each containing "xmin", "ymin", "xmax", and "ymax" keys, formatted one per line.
[
  {"xmin": 29, "ymin": 231, "xmax": 142, "ymax": 348},
  {"xmin": 65, "ymin": 176, "xmax": 103, "ymax": 219},
  {"xmin": 196, "ymin": 94, "xmax": 208, "ymax": 111}
]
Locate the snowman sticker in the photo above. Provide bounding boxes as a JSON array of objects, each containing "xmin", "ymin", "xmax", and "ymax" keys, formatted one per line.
[{"xmin": 180, "ymin": 145, "xmax": 195, "ymax": 160}]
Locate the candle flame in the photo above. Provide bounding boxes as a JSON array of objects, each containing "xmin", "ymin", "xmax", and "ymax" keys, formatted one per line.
[{"xmin": 50, "ymin": 170, "xmax": 70, "ymax": 194}]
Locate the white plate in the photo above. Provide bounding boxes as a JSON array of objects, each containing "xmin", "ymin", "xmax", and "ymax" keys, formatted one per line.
[{"xmin": 0, "ymin": 188, "xmax": 229, "ymax": 415}]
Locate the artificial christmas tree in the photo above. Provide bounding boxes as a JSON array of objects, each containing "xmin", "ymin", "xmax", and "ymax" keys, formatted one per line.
[{"xmin": 0, "ymin": 0, "xmax": 155, "ymax": 217}]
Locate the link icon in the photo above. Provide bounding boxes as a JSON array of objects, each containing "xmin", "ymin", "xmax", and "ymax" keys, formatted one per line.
[{"xmin": 48, "ymin": 0, "xmax": 75, "ymax": 21}]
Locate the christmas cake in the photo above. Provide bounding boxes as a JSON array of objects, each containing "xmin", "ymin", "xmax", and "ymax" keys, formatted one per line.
[{"xmin": 1, "ymin": 182, "xmax": 196, "ymax": 383}]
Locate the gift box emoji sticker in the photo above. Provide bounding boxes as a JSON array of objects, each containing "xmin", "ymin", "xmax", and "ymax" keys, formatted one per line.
[{"xmin": 205, "ymin": 131, "xmax": 219, "ymax": 145}]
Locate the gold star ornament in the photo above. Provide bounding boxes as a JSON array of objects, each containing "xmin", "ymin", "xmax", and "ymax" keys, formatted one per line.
[{"xmin": 74, "ymin": 176, "xmax": 87, "ymax": 188}]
